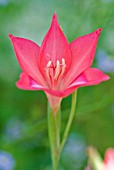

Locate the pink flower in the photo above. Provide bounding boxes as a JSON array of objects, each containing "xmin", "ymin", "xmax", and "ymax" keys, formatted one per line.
[
  {"xmin": 103, "ymin": 148, "xmax": 114, "ymax": 170},
  {"xmin": 9, "ymin": 13, "xmax": 109, "ymax": 112}
]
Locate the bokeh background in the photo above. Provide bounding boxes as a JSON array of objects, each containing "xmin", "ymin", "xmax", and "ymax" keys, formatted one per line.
[{"xmin": 0, "ymin": 0, "xmax": 114, "ymax": 169}]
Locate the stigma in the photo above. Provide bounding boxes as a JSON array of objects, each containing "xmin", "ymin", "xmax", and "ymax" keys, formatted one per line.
[{"xmin": 45, "ymin": 58, "xmax": 66, "ymax": 81}]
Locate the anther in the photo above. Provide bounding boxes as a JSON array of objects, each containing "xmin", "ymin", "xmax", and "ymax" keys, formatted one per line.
[
  {"xmin": 54, "ymin": 60, "xmax": 60, "ymax": 80},
  {"xmin": 59, "ymin": 58, "xmax": 66, "ymax": 76},
  {"xmin": 46, "ymin": 60, "xmax": 52, "ymax": 78},
  {"xmin": 47, "ymin": 61, "xmax": 52, "ymax": 68}
]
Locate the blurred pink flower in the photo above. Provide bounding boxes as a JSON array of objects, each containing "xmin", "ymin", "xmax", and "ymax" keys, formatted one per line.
[
  {"xmin": 103, "ymin": 148, "xmax": 114, "ymax": 170},
  {"xmin": 9, "ymin": 13, "xmax": 109, "ymax": 112},
  {"xmin": 85, "ymin": 166, "xmax": 92, "ymax": 170}
]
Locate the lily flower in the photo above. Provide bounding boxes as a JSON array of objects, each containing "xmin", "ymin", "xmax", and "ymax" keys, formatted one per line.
[{"xmin": 9, "ymin": 13, "xmax": 109, "ymax": 112}]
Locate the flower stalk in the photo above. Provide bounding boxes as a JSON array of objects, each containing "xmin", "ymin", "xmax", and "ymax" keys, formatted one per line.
[
  {"xmin": 60, "ymin": 90, "xmax": 77, "ymax": 153},
  {"xmin": 48, "ymin": 102, "xmax": 61, "ymax": 170},
  {"xmin": 48, "ymin": 90, "xmax": 77, "ymax": 170}
]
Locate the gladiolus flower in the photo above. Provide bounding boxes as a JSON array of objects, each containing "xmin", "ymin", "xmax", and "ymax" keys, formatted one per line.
[
  {"xmin": 9, "ymin": 13, "xmax": 109, "ymax": 112},
  {"xmin": 103, "ymin": 148, "xmax": 114, "ymax": 170}
]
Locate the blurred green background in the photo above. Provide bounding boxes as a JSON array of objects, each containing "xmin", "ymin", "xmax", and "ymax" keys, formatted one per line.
[{"xmin": 0, "ymin": 0, "xmax": 114, "ymax": 169}]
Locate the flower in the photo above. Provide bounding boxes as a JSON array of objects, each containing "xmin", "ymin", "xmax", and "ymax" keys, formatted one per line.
[
  {"xmin": 9, "ymin": 13, "xmax": 109, "ymax": 112},
  {"xmin": 103, "ymin": 148, "xmax": 114, "ymax": 170}
]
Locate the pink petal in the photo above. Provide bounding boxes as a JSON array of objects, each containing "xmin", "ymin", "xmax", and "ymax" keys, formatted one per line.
[
  {"xmin": 62, "ymin": 28, "xmax": 102, "ymax": 88},
  {"xmin": 69, "ymin": 68, "xmax": 109, "ymax": 87},
  {"xmin": 9, "ymin": 34, "xmax": 46, "ymax": 86},
  {"xmin": 104, "ymin": 148, "xmax": 114, "ymax": 164},
  {"xmin": 16, "ymin": 72, "xmax": 44, "ymax": 90},
  {"xmin": 103, "ymin": 149, "xmax": 114, "ymax": 170},
  {"xmin": 16, "ymin": 72, "xmax": 65, "ymax": 97},
  {"xmin": 62, "ymin": 68, "xmax": 109, "ymax": 97},
  {"xmin": 38, "ymin": 13, "xmax": 71, "ymax": 81}
]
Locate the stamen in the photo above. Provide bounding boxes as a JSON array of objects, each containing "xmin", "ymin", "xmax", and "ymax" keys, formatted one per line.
[
  {"xmin": 46, "ymin": 60, "xmax": 52, "ymax": 78},
  {"xmin": 54, "ymin": 60, "xmax": 60, "ymax": 80},
  {"xmin": 59, "ymin": 58, "xmax": 66, "ymax": 76},
  {"xmin": 45, "ymin": 58, "xmax": 66, "ymax": 82}
]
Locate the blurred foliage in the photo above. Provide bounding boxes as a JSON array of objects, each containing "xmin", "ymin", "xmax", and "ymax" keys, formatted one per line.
[{"xmin": 0, "ymin": 0, "xmax": 114, "ymax": 169}]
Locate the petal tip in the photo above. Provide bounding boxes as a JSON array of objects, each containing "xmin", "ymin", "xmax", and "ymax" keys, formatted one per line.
[
  {"xmin": 8, "ymin": 34, "xmax": 14, "ymax": 40},
  {"xmin": 96, "ymin": 28, "xmax": 102, "ymax": 36},
  {"xmin": 53, "ymin": 11, "xmax": 57, "ymax": 16},
  {"xmin": 52, "ymin": 12, "xmax": 58, "ymax": 25},
  {"xmin": 105, "ymin": 74, "xmax": 110, "ymax": 81}
]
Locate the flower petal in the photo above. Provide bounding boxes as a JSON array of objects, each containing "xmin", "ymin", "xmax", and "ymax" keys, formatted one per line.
[
  {"xmin": 38, "ymin": 13, "xmax": 71, "ymax": 80},
  {"xmin": 69, "ymin": 68, "xmax": 109, "ymax": 87},
  {"xmin": 62, "ymin": 68, "xmax": 109, "ymax": 97},
  {"xmin": 16, "ymin": 72, "xmax": 65, "ymax": 97},
  {"xmin": 9, "ymin": 34, "xmax": 46, "ymax": 86},
  {"xmin": 104, "ymin": 148, "xmax": 114, "ymax": 164},
  {"xmin": 16, "ymin": 72, "xmax": 44, "ymax": 90},
  {"xmin": 104, "ymin": 148, "xmax": 114, "ymax": 170},
  {"xmin": 62, "ymin": 28, "xmax": 102, "ymax": 88}
]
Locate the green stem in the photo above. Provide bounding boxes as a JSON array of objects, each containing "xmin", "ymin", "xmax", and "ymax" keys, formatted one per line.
[
  {"xmin": 60, "ymin": 90, "xmax": 77, "ymax": 153},
  {"xmin": 48, "ymin": 104, "xmax": 61, "ymax": 170},
  {"xmin": 48, "ymin": 90, "xmax": 77, "ymax": 169}
]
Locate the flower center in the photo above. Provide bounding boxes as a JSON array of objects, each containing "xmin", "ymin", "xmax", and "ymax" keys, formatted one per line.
[{"xmin": 45, "ymin": 58, "xmax": 66, "ymax": 81}]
